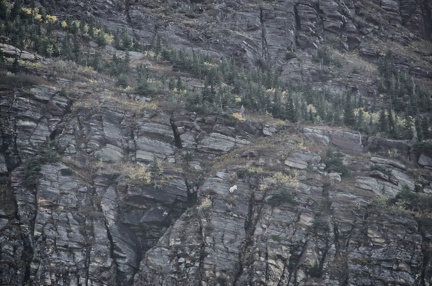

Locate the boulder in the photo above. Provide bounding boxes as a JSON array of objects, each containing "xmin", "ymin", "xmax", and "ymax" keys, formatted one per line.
[
  {"xmin": 418, "ymin": 153, "xmax": 432, "ymax": 169},
  {"xmin": 0, "ymin": 156, "xmax": 7, "ymax": 174},
  {"xmin": 370, "ymin": 157, "xmax": 406, "ymax": 170},
  {"xmin": 198, "ymin": 132, "xmax": 250, "ymax": 153},
  {"xmin": 366, "ymin": 137, "xmax": 411, "ymax": 158},
  {"xmin": 330, "ymin": 130, "xmax": 363, "ymax": 154},
  {"xmin": 284, "ymin": 150, "xmax": 321, "ymax": 170}
]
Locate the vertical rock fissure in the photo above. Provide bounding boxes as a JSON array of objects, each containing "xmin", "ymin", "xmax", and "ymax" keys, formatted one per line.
[
  {"xmin": 233, "ymin": 188, "xmax": 267, "ymax": 285},
  {"xmin": 104, "ymin": 221, "xmax": 119, "ymax": 285},
  {"xmin": 287, "ymin": 238, "xmax": 309, "ymax": 285},
  {"xmin": 184, "ymin": 177, "xmax": 198, "ymax": 205},
  {"xmin": 260, "ymin": 7, "xmax": 270, "ymax": 64},
  {"xmin": 84, "ymin": 218, "xmax": 94, "ymax": 286},
  {"xmin": 21, "ymin": 188, "xmax": 37, "ymax": 285},
  {"xmin": 417, "ymin": 219, "xmax": 432, "ymax": 285},
  {"xmin": 294, "ymin": 3, "xmax": 301, "ymax": 30},
  {"xmin": 124, "ymin": 0, "xmax": 139, "ymax": 43},
  {"xmin": 197, "ymin": 215, "xmax": 208, "ymax": 284},
  {"xmin": 170, "ymin": 117, "xmax": 183, "ymax": 149},
  {"xmin": 424, "ymin": 0, "xmax": 432, "ymax": 39}
]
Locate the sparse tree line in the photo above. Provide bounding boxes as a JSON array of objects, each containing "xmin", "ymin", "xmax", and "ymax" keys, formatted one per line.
[{"xmin": 0, "ymin": 0, "xmax": 430, "ymax": 144}]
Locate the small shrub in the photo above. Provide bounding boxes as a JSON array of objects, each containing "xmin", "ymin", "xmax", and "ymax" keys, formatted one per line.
[
  {"xmin": 370, "ymin": 164, "xmax": 391, "ymax": 176},
  {"xmin": 414, "ymin": 141, "xmax": 432, "ymax": 156},
  {"xmin": 197, "ymin": 196, "xmax": 212, "ymax": 209},
  {"xmin": 309, "ymin": 262, "xmax": 322, "ymax": 278},
  {"xmin": 60, "ymin": 168, "xmax": 73, "ymax": 176},
  {"xmin": 284, "ymin": 52, "xmax": 296, "ymax": 61},
  {"xmin": 116, "ymin": 74, "xmax": 128, "ymax": 88},
  {"xmin": 323, "ymin": 149, "xmax": 349, "ymax": 177},
  {"xmin": 267, "ymin": 189, "xmax": 297, "ymax": 206},
  {"xmin": 310, "ymin": 217, "xmax": 330, "ymax": 233},
  {"xmin": 394, "ymin": 185, "xmax": 416, "ymax": 208}
]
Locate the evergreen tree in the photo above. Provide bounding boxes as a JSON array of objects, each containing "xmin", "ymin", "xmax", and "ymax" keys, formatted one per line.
[
  {"xmin": 11, "ymin": 56, "xmax": 19, "ymax": 73},
  {"xmin": 10, "ymin": 0, "xmax": 22, "ymax": 20},
  {"xmin": 286, "ymin": 94, "xmax": 297, "ymax": 122},
  {"xmin": 379, "ymin": 108, "xmax": 388, "ymax": 133},
  {"xmin": 168, "ymin": 77, "xmax": 175, "ymax": 90},
  {"xmin": 343, "ymin": 94, "xmax": 356, "ymax": 126},
  {"xmin": 0, "ymin": 0, "xmax": 8, "ymax": 20},
  {"xmin": 388, "ymin": 108, "xmax": 397, "ymax": 138},
  {"xmin": 402, "ymin": 115, "xmax": 413, "ymax": 140},
  {"xmin": 300, "ymin": 100, "xmax": 307, "ymax": 121},
  {"xmin": 309, "ymin": 109, "xmax": 314, "ymax": 123},
  {"xmin": 72, "ymin": 36, "xmax": 81, "ymax": 61},
  {"xmin": 121, "ymin": 29, "xmax": 132, "ymax": 50},
  {"xmin": 88, "ymin": 24, "xmax": 94, "ymax": 38},
  {"xmin": 271, "ymin": 90, "xmax": 283, "ymax": 119},
  {"xmin": 415, "ymin": 117, "xmax": 424, "ymax": 142},
  {"xmin": 96, "ymin": 30, "xmax": 106, "ymax": 47},
  {"xmin": 90, "ymin": 52, "xmax": 103, "ymax": 71},
  {"xmin": 0, "ymin": 49, "xmax": 4, "ymax": 66},
  {"xmin": 356, "ymin": 108, "xmax": 365, "ymax": 131},
  {"xmin": 176, "ymin": 76, "xmax": 183, "ymax": 91},
  {"xmin": 136, "ymin": 74, "xmax": 150, "ymax": 95},
  {"xmin": 422, "ymin": 117, "xmax": 431, "ymax": 139},
  {"xmin": 113, "ymin": 30, "xmax": 121, "ymax": 49},
  {"xmin": 154, "ymin": 35, "xmax": 161, "ymax": 54},
  {"xmin": 116, "ymin": 74, "xmax": 128, "ymax": 88}
]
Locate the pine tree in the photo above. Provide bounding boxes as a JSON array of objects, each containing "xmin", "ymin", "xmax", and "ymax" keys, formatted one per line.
[
  {"xmin": 415, "ymin": 117, "xmax": 424, "ymax": 142},
  {"xmin": 0, "ymin": 49, "xmax": 4, "ymax": 66},
  {"xmin": 356, "ymin": 108, "xmax": 365, "ymax": 131},
  {"xmin": 154, "ymin": 35, "xmax": 161, "ymax": 54},
  {"xmin": 272, "ymin": 90, "xmax": 283, "ymax": 119},
  {"xmin": 90, "ymin": 52, "xmax": 103, "ymax": 71},
  {"xmin": 113, "ymin": 30, "xmax": 121, "ymax": 49},
  {"xmin": 300, "ymin": 100, "xmax": 307, "ymax": 121},
  {"xmin": 11, "ymin": 56, "xmax": 19, "ymax": 73},
  {"xmin": 0, "ymin": 0, "xmax": 8, "ymax": 20},
  {"xmin": 96, "ymin": 30, "xmax": 106, "ymax": 47},
  {"xmin": 121, "ymin": 29, "xmax": 132, "ymax": 50},
  {"xmin": 116, "ymin": 74, "xmax": 128, "ymax": 88},
  {"xmin": 88, "ymin": 24, "xmax": 95, "ymax": 38},
  {"xmin": 388, "ymin": 108, "xmax": 397, "ymax": 138},
  {"xmin": 402, "ymin": 115, "xmax": 413, "ymax": 140},
  {"xmin": 422, "ymin": 117, "xmax": 431, "ymax": 139},
  {"xmin": 343, "ymin": 94, "xmax": 356, "ymax": 126},
  {"xmin": 168, "ymin": 77, "xmax": 175, "ymax": 90},
  {"xmin": 176, "ymin": 76, "xmax": 183, "ymax": 91},
  {"xmin": 10, "ymin": 0, "xmax": 22, "ymax": 20},
  {"xmin": 286, "ymin": 94, "xmax": 297, "ymax": 122},
  {"xmin": 309, "ymin": 109, "xmax": 314, "ymax": 123},
  {"xmin": 379, "ymin": 108, "xmax": 388, "ymax": 133}
]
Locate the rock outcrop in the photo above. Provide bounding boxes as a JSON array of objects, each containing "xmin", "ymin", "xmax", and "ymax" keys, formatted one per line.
[{"xmin": 0, "ymin": 0, "xmax": 432, "ymax": 285}]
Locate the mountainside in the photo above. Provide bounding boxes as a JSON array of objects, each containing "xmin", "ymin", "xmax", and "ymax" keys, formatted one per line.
[{"xmin": 1, "ymin": 0, "xmax": 432, "ymax": 285}]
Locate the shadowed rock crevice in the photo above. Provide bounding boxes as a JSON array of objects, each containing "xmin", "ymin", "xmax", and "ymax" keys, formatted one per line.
[
  {"xmin": 170, "ymin": 116, "xmax": 183, "ymax": 149},
  {"xmin": 424, "ymin": 0, "xmax": 432, "ymax": 39}
]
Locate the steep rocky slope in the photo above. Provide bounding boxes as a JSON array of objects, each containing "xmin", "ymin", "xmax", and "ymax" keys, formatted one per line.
[{"xmin": 0, "ymin": 0, "xmax": 432, "ymax": 285}]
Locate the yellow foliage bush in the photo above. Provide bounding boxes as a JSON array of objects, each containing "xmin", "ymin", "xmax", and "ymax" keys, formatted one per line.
[
  {"xmin": 232, "ymin": 112, "xmax": 245, "ymax": 121},
  {"xmin": 197, "ymin": 197, "xmax": 212, "ymax": 209}
]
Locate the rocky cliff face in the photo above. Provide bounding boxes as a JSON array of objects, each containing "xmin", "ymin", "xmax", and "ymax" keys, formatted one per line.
[{"xmin": 1, "ymin": 0, "xmax": 432, "ymax": 285}]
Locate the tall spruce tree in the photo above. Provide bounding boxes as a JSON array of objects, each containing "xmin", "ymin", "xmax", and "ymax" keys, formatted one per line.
[
  {"xmin": 343, "ymin": 94, "xmax": 356, "ymax": 126},
  {"xmin": 0, "ymin": 0, "xmax": 8, "ymax": 20},
  {"xmin": 286, "ymin": 94, "xmax": 297, "ymax": 122},
  {"xmin": 388, "ymin": 108, "xmax": 397, "ymax": 138},
  {"xmin": 415, "ymin": 117, "xmax": 424, "ymax": 142},
  {"xmin": 379, "ymin": 108, "xmax": 388, "ymax": 133},
  {"xmin": 422, "ymin": 117, "xmax": 430, "ymax": 139}
]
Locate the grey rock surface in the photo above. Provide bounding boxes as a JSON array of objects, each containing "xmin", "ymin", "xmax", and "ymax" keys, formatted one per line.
[{"xmin": 1, "ymin": 0, "xmax": 432, "ymax": 285}]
